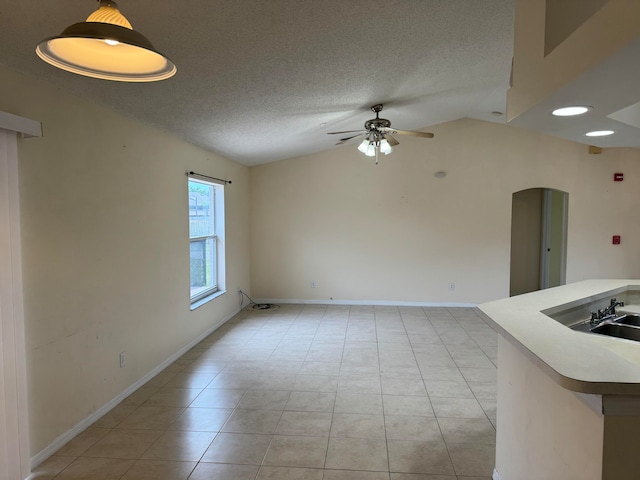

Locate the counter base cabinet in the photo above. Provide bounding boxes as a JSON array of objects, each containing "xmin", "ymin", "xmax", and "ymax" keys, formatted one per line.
[
  {"xmin": 495, "ymin": 335, "xmax": 640, "ymax": 480},
  {"xmin": 601, "ymin": 415, "xmax": 640, "ymax": 478},
  {"xmin": 495, "ymin": 336, "xmax": 603, "ymax": 479}
]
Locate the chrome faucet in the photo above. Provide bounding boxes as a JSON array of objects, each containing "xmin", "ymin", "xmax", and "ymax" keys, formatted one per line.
[{"xmin": 590, "ymin": 298, "xmax": 624, "ymax": 325}]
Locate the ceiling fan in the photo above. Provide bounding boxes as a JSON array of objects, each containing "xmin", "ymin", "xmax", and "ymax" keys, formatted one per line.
[{"xmin": 327, "ymin": 104, "xmax": 434, "ymax": 163}]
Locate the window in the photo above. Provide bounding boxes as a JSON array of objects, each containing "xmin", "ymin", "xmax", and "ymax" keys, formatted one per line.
[{"xmin": 189, "ymin": 178, "xmax": 225, "ymax": 304}]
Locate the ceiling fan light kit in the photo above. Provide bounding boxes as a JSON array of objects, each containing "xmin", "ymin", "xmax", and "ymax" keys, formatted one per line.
[
  {"xmin": 35, "ymin": 0, "xmax": 176, "ymax": 82},
  {"xmin": 328, "ymin": 104, "xmax": 433, "ymax": 164},
  {"xmin": 358, "ymin": 136, "xmax": 393, "ymax": 156}
]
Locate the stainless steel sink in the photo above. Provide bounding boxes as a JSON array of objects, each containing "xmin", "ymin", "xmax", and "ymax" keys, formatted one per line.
[
  {"xmin": 613, "ymin": 314, "xmax": 640, "ymax": 327},
  {"xmin": 570, "ymin": 314, "xmax": 640, "ymax": 342},
  {"xmin": 590, "ymin": 322, "xmax": 640, "ymax": 342}
]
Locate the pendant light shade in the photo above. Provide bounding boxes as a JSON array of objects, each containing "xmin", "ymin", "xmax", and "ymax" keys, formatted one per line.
[{"xmin": 35, "ymin": 0, "xmax": 176, "ymax": 82}]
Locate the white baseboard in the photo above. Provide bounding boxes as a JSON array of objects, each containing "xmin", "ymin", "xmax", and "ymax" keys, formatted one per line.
[
  {"xmin": 493, "ymin": 468, "xmax": 502, "ymax": 480},
  {"xmin": 253, "ymin": 298, "xmax": 477, "ymax": 308},
  {"xmin": 29, "ymin": 307, "xmax": 240, "ymax": 471}
]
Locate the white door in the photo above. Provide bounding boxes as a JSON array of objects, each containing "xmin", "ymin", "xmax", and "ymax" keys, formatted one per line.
[
  {"xmin": 540, "ymin": 189, "xmax": 568, "ymax": 290},
  {"xmin": 0, "ymin": 128, "xmax": 30, "ymax": 480}
]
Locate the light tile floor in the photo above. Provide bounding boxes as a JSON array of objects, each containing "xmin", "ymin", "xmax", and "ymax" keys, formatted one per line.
[{"xmin": 33, "ymin": 305, "xmax": 498, "ymax": 480}]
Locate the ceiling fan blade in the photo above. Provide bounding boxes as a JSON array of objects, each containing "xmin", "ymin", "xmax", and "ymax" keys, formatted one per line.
[
  {"xmin": 385, "ymin": 134, "xmax": 399, "ymax": 146},
  {"xmin": 327, "ymin": 130, "xmax": 366, "ymax": 135},
  {"xmin": 390, "ymin": 129, "xmax": 434, "ymax": 138},
  {"xmin": 340, "ymin": 133, "xmax": 365, "ymax": 142},
  {"xmin": 335, "ymin": 133, "xmax": 365, "ymax": 145}
]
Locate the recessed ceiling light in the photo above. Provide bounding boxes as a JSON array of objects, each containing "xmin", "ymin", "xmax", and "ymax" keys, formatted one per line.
[
  {"xmin": 585, "ymin": 130, "xmax": 614, "ymax": 137},
  {"xmin": 434, "ymin": 171, "xmax": 447, "ymax": 179},
  {"xmin": 552, "ymin": 106, "xmax": 592, "ymax": 117}
]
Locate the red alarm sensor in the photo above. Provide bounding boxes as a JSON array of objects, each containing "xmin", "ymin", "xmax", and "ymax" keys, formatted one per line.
[
  {"xmin": 614, "ymin": 173, "xmax": 624, "ymax": 181},
  {"xmin": 613, "ymin": 235, "xmax": 621, "ymax": 245}
]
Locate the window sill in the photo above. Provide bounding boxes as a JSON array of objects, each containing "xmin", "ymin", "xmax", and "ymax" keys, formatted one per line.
[{"xmin": 190, "ymin": 290, "xmax": 225, "ymax": 310}]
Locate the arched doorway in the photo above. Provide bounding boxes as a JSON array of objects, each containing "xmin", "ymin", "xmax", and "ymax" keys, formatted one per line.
[{"xmin": 510, "ymin": 188, "xmax": 568, "ymax": 296}]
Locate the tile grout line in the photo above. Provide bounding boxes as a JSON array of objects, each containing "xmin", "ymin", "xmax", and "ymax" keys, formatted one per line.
[
  {"xmin": 423, "ymin": 309, "xmax": 462, "ymax": 478},
  {"xmin": 316, "ymin": 305, "xmax": 347, "ymax": 473},
  {"xmin": 375, "ymin": 305, "xmax": 392, "ymax": 476}
]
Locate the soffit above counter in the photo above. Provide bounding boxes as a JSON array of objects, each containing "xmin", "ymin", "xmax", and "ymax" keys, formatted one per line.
[{"xmin": 507, "ymin": 0, "xmax": 640, "ymax": 149}]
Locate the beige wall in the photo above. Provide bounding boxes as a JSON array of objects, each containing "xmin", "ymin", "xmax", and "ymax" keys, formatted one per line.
[
  {"xmin": 0, "ymin": 65, "xmax": 250, "ymax": 455},
  {"xmin": 250, "ymin": 118, "xmax": 640, "ymax": 304}
]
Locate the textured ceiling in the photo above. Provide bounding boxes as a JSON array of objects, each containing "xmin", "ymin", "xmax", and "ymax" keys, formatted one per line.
[{"xmin": 0, "ymin": 0, "xmax": 515, "ymax": 165}]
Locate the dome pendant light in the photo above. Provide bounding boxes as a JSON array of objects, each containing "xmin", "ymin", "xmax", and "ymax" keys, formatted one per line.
[{"xmin": 35, "ymin": 0, "xmax": 176, "ymax": 82}]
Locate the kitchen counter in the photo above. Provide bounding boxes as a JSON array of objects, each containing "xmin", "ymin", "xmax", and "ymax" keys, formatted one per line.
[
  {"xmin": 478, "ymin": 279, "xmax": 640, "ymax": 394},
  {"xmin": 479, "ymin": 279, "xmax": 640, "ymax": 480}
]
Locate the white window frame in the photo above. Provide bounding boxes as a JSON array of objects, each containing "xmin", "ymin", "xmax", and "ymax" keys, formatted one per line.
[{"xmin": 188, "ymin": 178, "xmax": 225, "ymax": 307}]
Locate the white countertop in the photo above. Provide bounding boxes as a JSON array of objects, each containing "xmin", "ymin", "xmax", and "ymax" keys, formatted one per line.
[{"xmin": 478, "ymin": 279, "xmax": 640, "ymax": 394}]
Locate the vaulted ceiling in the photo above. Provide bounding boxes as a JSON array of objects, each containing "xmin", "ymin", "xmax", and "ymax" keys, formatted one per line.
[{"xmin": 0, "ymin": 0, "xmax": 515, "ymax": 165}]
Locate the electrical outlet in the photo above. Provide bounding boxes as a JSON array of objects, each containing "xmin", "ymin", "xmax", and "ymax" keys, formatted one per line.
[
  {"xmin": 448, "ymin": 282, "xmax": 456, "ymax": 292},
  {"xmin": 119, "ymin": 352, "xmax": 126, "ymax": 368},
  {"xmin": 311, "ymin": 281, "xmax": 316, "ymax": 288}
]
